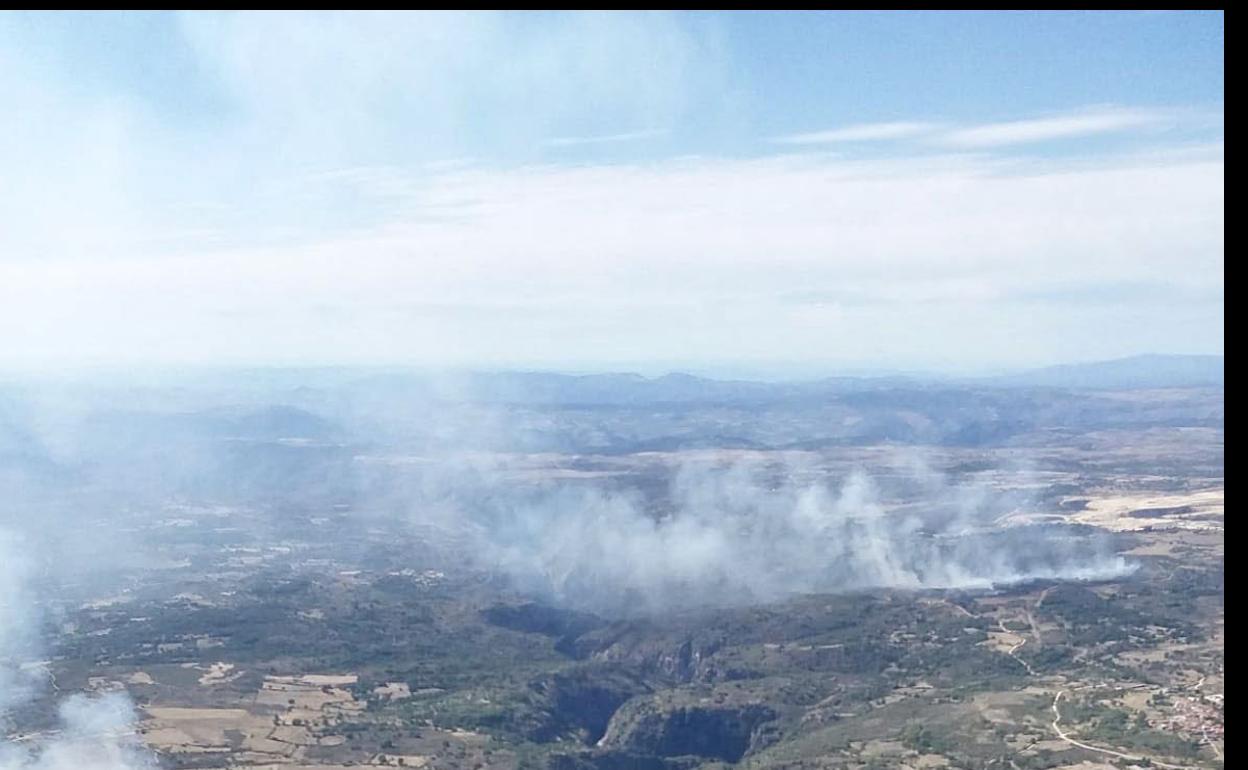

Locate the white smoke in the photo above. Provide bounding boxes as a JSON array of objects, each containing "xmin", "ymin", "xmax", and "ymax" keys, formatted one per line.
[
  {"xmin": 426, "ymin": 456, "xmax": 1134, "ymax": 614},
  {"xmin": 0, "ymin": 694, "xmax": 153, "ymax": 770},
  {"xmin": 0, "ymin": 531, "xmax": 40, "ymax": 715},
  {"xmin": 0, "ymin": 530, "xmax": 155, "ymax": 770}
]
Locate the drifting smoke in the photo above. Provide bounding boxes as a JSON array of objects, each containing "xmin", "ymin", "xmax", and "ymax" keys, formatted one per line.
[
  {"xmin": 0, "ymin": 531, "xmax": 154, "ymax": 770},
  {"xmin": 0, "ymin": 694, "xmax": 153, "ymax": 770},
  {"xmin": 0, "ymin": 532, "xmax": 39, "ymax": 715},
  {"xmin": 410, "ymin": 456, "xmax": 1134, "ymax": 615}
]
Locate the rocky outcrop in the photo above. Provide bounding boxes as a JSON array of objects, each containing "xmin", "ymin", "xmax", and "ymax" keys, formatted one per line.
[
  {"xmin": 597, "ymin": 697, "xmax": 778, "ymax": 763},
  {"xmin": 528, "ymin": 665, "xmax": 651, "ymax": 743},
  {"xmin": 570, "ymin": 628, "xmax": 728, "ymax": 684}
]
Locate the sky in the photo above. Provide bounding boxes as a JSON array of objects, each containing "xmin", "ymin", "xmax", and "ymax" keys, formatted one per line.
[{"xmin": 0, "ymin": 11, "xmax": 1224, "ymax": 375}]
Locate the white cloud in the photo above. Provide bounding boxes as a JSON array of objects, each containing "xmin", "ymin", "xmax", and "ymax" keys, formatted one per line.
[
  {"xmin": 937, "ymin": 106, "xmax": 1174, "ymax": 148},
  {"xmin": 174, "ymin": 11, "xmax": 712, "ymax": 163},
  {"xmin": 0, "ymin": 147, "xmax": 1223, "ymax": 370},
  {"xmin": 545, "ymin": 129, "xmax": 667, "ymax": 147},
  {"xmin": 0, "ymin": 14, "xmax": 1224, "ymax": 372},
  {"xmin": 774, "ymin": 106, "xmax": 1192, "ymax": 150},
  {"xmin": 773, "ymin": 121, "xmax": 941, "ymax": 145}
]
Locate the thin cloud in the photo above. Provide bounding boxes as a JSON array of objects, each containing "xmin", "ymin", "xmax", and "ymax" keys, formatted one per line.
[
  {"xmin": 773, "ymin": 121, "xmax": 941, "ymax": 145},
  {"xmin": 937, "ymin": 106, "xmax": 1173, "ymax": 148},
  {"xmin": 545, "ymin": 129, "xmax": 667, "ymax": 148},
  {"xmin": 0, "ymin": 10, "xmax": 1224, "ymax": 371},
  {"xmin": 776, "ymin": 107, "xmax": 1188, "ymax": 151},
  {"xmin": 0, "ymin": 148, "xmax": 1222, "ymax": 369}
]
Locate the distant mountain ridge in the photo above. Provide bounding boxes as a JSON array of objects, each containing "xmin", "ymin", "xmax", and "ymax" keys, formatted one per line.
[
  {"xmin": 452, "ymin": 354, "xmax": 1223, "ymax": 404},
  {"xmin": 0, "ymin": 355, "xmax": 1221, "ymax": 414},
  {"xmin": 0, "ymin": 355, "xmax": 1222, "ymax": 481},
  {"xmin": 977, "ymin": 354, "xmax": 1223, "ymax": 390}
]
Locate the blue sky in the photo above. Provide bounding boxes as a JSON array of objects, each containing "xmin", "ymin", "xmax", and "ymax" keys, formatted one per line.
[{"xmin": 0, "ymin": 11, "xmax": 1224, "ymax": 373}]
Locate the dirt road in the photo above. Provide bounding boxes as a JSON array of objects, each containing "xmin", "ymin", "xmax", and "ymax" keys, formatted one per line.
[{"xmin": 1050, "ymin": 690, "xmax": 1197, "ymax": 770}]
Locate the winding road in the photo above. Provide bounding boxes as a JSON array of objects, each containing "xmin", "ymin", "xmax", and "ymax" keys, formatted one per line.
[
  {"xmin": 998, "ymin": 618, "xmax": 1038, "ymax": 676},
  {"xmin": 962, "ymin": 597, "xmax": 1218, "ymax": 769},
  {"xmin": 1050, "ymin": 690, "xmax": 1199, "ymax": 770}
]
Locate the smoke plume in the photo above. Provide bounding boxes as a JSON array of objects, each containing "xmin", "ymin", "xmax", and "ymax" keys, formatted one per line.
[
  {"xmin": 0, "ymin": 530, "xmax": 154, "ymax": 770},
  {"xmin": 407, "ymin": 455, "xmax": 1133, "ymax": 615}
]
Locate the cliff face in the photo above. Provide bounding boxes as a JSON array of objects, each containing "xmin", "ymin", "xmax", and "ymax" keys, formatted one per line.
[
  {"xmin": 597, "ymin": 697, "xmax": 778, "ymax": 762},
  {"xmin": 528, "ymin": 666, "xmax": 652, "ymax": 744},
  {"xmin": 571, "ymin": 628, "xmax": 729, "ymax": 685}
]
